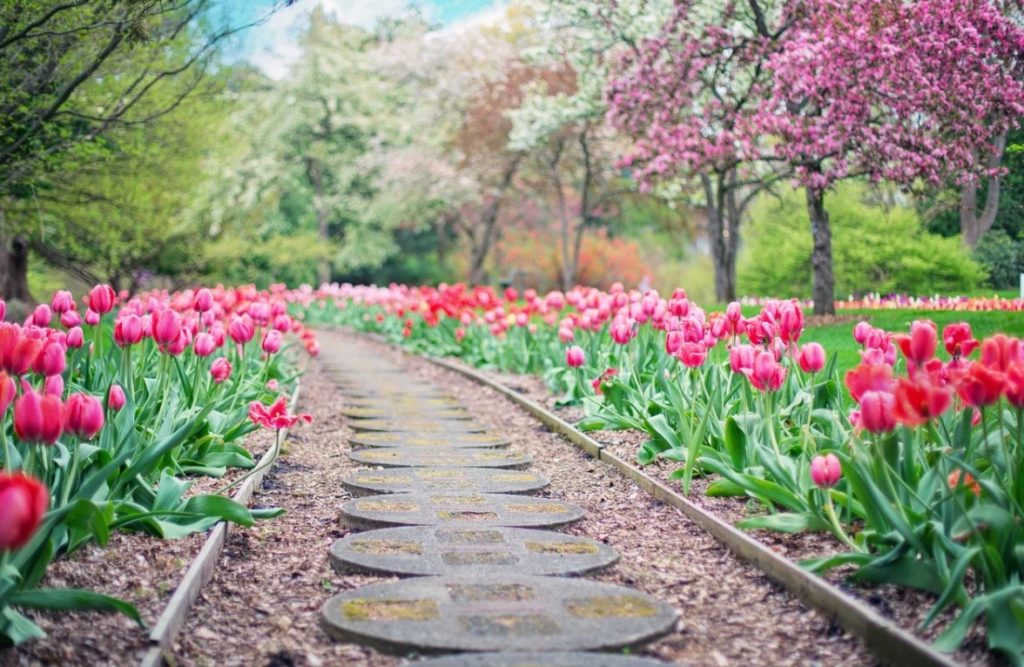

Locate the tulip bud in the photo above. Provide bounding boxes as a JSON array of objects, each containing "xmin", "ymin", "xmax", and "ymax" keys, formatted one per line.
[
  {"xmin": 810, "ymin": 453, "xmax": 842, "ymax": 488},
  {"xmin": 32, "ymin": 341, "xmax": 66, "ymax": 377},
  {"xmin": 151, "ymin": 309, "xmax": 182, "ymax": 348},
  {"xmin": 798, "ymin": 343, "xmax": 826, "ymax": 374},
  {"xmin": 193, "ymin": 332, "xmax": 216, "ymax": 357},
  {"xmin": 193, "ymin": 288, "xmax": 214, "ymax": 313},
  {"xmin": 85, "ymin": 309, "xmax": 100, "ymax": 326},
  {"xmin": 853, "ymin": 321, "xmax": 872, "ymax": 345},
  {"xmin": 31, "ymin": 304, "xmax": 52, "ymax": 327},
  {"xmin": 210, "ymin": 357, "xmax": 232, "ymax": 384},
  {"xmin": 51, "ymin": 290, "xmax": 74, "ymax": 314},
  {"xmin": 64, "ymin": 393, "xmax": 104, "ymax": 439},
  {"xmin": 566, "ymin": 345, "xmax": 585, "ymax": 368},
  {"xmin": 88, "ymin": 284, "xmax": 116, "ymax": 315},
  {"xmin": 0, "ymin": 373, "xmax": 15, "ymax": 415},
  {"xmin": 262, "ymin": 330, "xmax": 283, "ymax": 354},
  {"xmin": 114, "ymin": 315, "xmax": 144, "ymax": 347},
  {"xmin": 66, "ymin": 327, "xmax": 84, "ymax": 349},
  {"xmin": 273, "ymin": 315, "xmax": 291, "ymax": 332},
  {"xmin": 229, "ymin": 315, "xmax": 255, "ymax": 345},
  {"xmin": 0, "ymin": 472, "xmax": 49, "ymax": 551},
  {"xmin": 10, "ymin": 337, "xmax": 42, "ymax": 376},
  {"xmin": 108, "ymin": 384, "xmax": 126, "ymax": 411},
  {"xmin": 14, "ymin": 389, "xmax": 63, "ymax": 444},
  {"xmin": 859, "ymin": 391, "xmax": 896, "ymax": 433},
  {"xmin": 44, "ymin": 374, "xmax": 63, "ymax": 397},
  {"xmin": 61, "ymin": 310, "xmax": 81, "ymax": 328}
]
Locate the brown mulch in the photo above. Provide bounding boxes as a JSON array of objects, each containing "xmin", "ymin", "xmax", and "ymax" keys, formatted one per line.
[{"xmin": 465, "ymin": 365, "xmax": 995, "ymax": 665}]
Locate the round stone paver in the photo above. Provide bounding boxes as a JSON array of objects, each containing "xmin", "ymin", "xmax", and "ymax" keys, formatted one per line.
[
  {"xmin": 345, "ymin": 396, "xmax": 461, "ymax": 409},
  {"xmin": 340, "ymin": 405, "xmax": 472, "ymax": 420},
  {"xmin": 412, "ymin": 652, "xmax": 669, "ymax": 667},
  {"xmin": 339, "ymin": 492, "xmax": 584, "ymax": 529},
  {"xmin": 350, "ymin": 432, "xmax": 509, "ymax": 449},
  {"xmin": 320, "ymin": 574, "xmax": 677, "ymax": 654},
  {"xmin": 330, "ymin": 526, "xmax": 617, "ymax": 577},
  {"xmin": 348, "ymin": 418, "xmax": 486, "ymax": 434},
  {"xmin": 342, "ymin": 467, "xmax": 549, "ymax": 496},
  {"xmin": 348, "ymin": 448, "xmax": 530, "ymax": 469}
]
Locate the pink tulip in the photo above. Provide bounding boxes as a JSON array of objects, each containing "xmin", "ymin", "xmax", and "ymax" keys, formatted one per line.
[
  {"xmin": 14, "ymin": 389, "xmax": 63, "ymax": 444},
  {"xmin": 60, "ymin": 310, "xmax": 81, "ymax": 328},
  {"xmin": 31, "ymin": 305, "xmax": 51, "ymax": 327},
  {"xmin": 729, "ymin": 344, "xmax": 756, "ymax": 374},
  {"xmin": 229, "ymin": 315, "xmax": 254, "ymax": 345},
  {"xmin": 193, "ymin": 288, "xmax": 214, "ymax": 313},
  {"xmin": 32, "ymin": 341, "xmax": 65, "ymax": 377},
  {"xmin": 262, "ymin": 330, "xmax": 282, "ymax": 354},
  {"xmin": 114, "ymin": 315, "xmax": 144, "ymax": 347},
  {"xmin": 84, "ymin": 309, "xmax": 100, "ymax": 326},
  {"xmin": 151, "ymin": 309, "xmax": 181, "ymax": 347},
  {"xmin": 798, "ymin": 343, "xmax": 826, "ymax": 374},
  {"xmin": 810, "ymin": 453, "xmax": 842, "ymax": 488},
  {"xmin": 43, "ymin": 375, "xmax": 63, "ymax": 397},
  {"xmin": 88, "ymin": 285, "xmax": 116, "ymax": 315},
  {"xmin": 193, "ymin": 332, "xmax": 216, "ymax": 357},
  {"xmin": 108, "ymin": 384, "xmax": 126, "ymax": 411},
  {"xmin": 859, "ymin": 391, "xmax": 896, "ymax": 433},
  {"xmin": 64, "ymin": 393, "xmax": 104, "ymax": 439},
  {"xmin": 676, "ymin": 342, "xmax": 707, "ymax": 368},
  {"xmin": 51, "ymin": 290, "xmax": 74, "ymax": 314},
  {"xmin": 565, "ymin": 345, "xmax": 585, "ymax": 368},
  {"xmin": 210, "ymin": 358, "xmax": 232, "ymax": 384}
]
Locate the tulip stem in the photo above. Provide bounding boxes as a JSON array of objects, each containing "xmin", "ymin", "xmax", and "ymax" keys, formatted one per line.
[
  {"xmin": 823, "ymin": 492, "xmax": 860, "ymax": 552},
  {"xmin": 60, "ymin": 442, "xmax": 80, "ymax": 508}
]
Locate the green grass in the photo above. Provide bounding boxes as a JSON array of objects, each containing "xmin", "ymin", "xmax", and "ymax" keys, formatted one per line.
[{"xmin": 802, "ymin": 310, "xmax": 1024, "ymax": 374}]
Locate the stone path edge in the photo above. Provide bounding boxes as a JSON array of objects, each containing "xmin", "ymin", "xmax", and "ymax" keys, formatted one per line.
[
  {"xmin": 137, "ymin": 368, "xmax": 308, "ymax": 667},
  {"xmin": 334, "ymin": 330, "xmax": 956, "ymax": 667}
]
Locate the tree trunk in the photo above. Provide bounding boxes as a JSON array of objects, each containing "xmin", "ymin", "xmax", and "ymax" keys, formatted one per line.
[
  {"xmin": 467, "ymin": 154, "xmax": 522, "ymax": 285},
  {"xmin": 0, "ymin": 236, "xmax": 33, "ymax": 308},
  {"xmin": 721, "ymin": 176, "xmax": 741, "ymax": 302},
  {"xmin": 305, "ymin": 157, "xmax": 331, "ymax": 285},
  {"xmin": 806, "ymin": 187, "xmax": 835, "ymax": 315},
  {"xmin": 701, "ymin": 173, "xmax": 737, "ymax": 302},
  {"xmin": 961, "ymin": 131, "xmax": 1007, "ymax": 248}
]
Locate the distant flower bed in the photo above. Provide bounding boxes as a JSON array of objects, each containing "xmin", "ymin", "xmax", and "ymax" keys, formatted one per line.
[
  {"xmin": 0, "ymin": 283, "xmax": 316, "ymax": 644},
  {"xmin": 297, "ymin": 281, "xmax": 1024, "ymax": 662}
]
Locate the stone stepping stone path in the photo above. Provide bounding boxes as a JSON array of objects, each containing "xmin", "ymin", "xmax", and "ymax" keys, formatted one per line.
[
  {"xmin": 350, "ymin": 431, "xmax": 509, "ymax": 448},
  {"xmin": 413, "ymin": 652, "xmax": 671, "ymax": 667},
  {"xmin": 340, "ymin": 493, "xmax": 584, "ymax": 530},
  {"xmin": 342, "ymin": 467, "xmax": 549, "ymax": 496},
  {"xmin": 322, "ymin": 351, "xmax": 674, "ymax": 664},
  {"xmin": 320, "ymin": 575, "xmax": 676, "ymax": 653},
  {"xmin": 330, "ymin": 526, "xmax": 618, "ymax": 577},
  {"xmin": 348, "ymin": 418, "xmax": 488, "ymax": 433},
  {"xmin": 348, "ymin": 447, "xmax": 531, "ymax": 469}
]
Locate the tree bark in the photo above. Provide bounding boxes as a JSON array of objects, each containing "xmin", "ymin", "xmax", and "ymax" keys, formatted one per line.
[
  {"xmin": 806, "ymin": 187, "xmax": 835, "ymax": 315},
  {"xmin": 305, "ymin": 157, "xmax": 331, "ymax": 285},
  {"xmin": 0, "ymin": 236, "xmax": 33, "ymax": 307},
  {"xmin": 467, "ymin": 154, "xmax": 522, "ymax": 285},
  {"xmin": 961, "ymin": 131, "xmax": 1007, "ymax": 248},
  {"xmin": 701, "ymin": 172, "xmax": 738, "ymax": 302}
]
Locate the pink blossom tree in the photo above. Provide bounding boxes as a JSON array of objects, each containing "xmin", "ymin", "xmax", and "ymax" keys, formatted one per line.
[
  {"xmin": 606, "ymin": 0, "xmax": 788, "ymax": 302},
  {"xmin": 758, "ymin": 0, "xmax": 1024, "ymax": 313}
]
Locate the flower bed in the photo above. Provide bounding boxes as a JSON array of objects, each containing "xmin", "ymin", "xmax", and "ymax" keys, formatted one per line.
[
  {"xmin": 297, "ymin": 282, "xmax": 1024, "ymax": 664},
  {"xmin": 0, "ymin": 283, "xmax": 315, "ymax": 644}
]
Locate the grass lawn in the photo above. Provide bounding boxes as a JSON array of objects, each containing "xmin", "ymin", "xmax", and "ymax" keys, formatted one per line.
[{"xmin": 802, "ymin": 309, "xmax": 1024, "ymax": 373}]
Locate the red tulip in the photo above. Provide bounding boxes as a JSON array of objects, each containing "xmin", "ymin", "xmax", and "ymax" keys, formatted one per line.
[
  {"xmin": 779, "ymin": 301, "xmax": 804, "ymax": 344},
  {"xmin": 565, "ymin": 345, "xmax": 585, "ymax": 368},
  {"xmin": 981, "ymin": 334, "xmax": 1021, "ymax": 373},
  {"xmin": 0, "ymin": 472, "xmax": 49, "ymax": 551},
  {"xmin": 51, "ymin": 290, "xmax": 74, "ymax": 314},
  {"xmin": 845, "ymin": 362, "xmax": 894, "ymax": 402},
  {"xmin": 248, "ymin": 396, "xmax": 311, "ymax": 430},
  {"xmin": 859, "ymin": 390, "xmax": 896, "ymax": 433},
  {"xmin": 955, "ymin": 363, "xmax": 1005, "ymax": 408},
  {"xmin": 892, "ymin": 376, "xmax": 952, "ymax": 427},
  {"xmin": 32, "ymin": 341, "xmax": 65, "ymax": 377},
  {"xmin": 810, "ymin": 453, "xmax": 842, "ymax": 488},
  {"xmin": 894, "ymin": 320, "xmax": 937, "ymax": 369},
  {"xmin": 64, "ymin": 393, "xmax": 104, "ymax": 439},
  {"xmin": 798, "ymin": 343, "xmax": 826, "ymax": 374},
  {"xmin": 14, "ymin": 389, "xmax": 63, "ymax": 444},
  {"xmin": 1005, "ymin": 363, "xmax": 1024, "ymax": 409},
  {"xmin": 943, "ymin": 323, "xmax": 979, "ymax": 358},
  {"xmin": 10, "ymin": 337, "xmax": 42, "ymax": 376},
  {"xmin": 0, "ymin": 372, "xmax": 15, "ymax": 414},
  {"xmin": 87, "ymin": 284, "xmax": 116, "ymax": 315},
  {"xmin": 107, "ymin": 384, "xmax": 126, "ymax": 411},
  {"xmin": 210, "ymin": 358, "xmax": 232, "ymax": 384},
  {"xmin": 262, "ymin": 330, "xmax": 282, "ymax": 354}
]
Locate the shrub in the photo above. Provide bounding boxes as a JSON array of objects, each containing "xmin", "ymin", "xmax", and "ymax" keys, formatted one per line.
[
  {"xmin": 974, "ymin": 229, "xmax": 1024, "ymax": 289},
  {"xmin": 739, "ymin": 183, "xmax": 985, "ymax": 298}
]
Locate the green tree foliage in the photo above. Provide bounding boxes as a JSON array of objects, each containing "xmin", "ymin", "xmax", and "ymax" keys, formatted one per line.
[
  {"xmin": 974, "ymin": 230, "xmax": 1024, "ymax": 289},
  {"xmin": 739, "ymin": 183, "xmax": 985, "ymax": 298}
]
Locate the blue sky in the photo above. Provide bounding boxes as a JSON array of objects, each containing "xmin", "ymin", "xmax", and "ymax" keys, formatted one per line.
[{"xmin": 220, "ymin": 0, "xmax": 503, "ymax": 78}]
